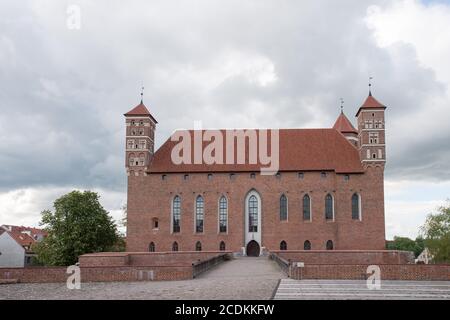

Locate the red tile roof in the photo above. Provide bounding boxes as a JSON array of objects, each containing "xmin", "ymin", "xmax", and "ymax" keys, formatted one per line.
[
  {"xmin": 1, "ymin": 225, "xmax": 47, "ymax": 238},
  {"xmin": 356, "ymin": 94, "xmax": 387, "ymax": 116},
  {"xmin": 7, "ymin": 231, "xmax": 35, "ymax": 251},
  {"xmin": 333, "ymin": 112, "xmax": 358, "ymax": 134},
  {"xmin": 147, "ymin": 129, "xmax": 364, "ymax": 174},
  {"xmin": 124, "ymin": 102, "xmax": 158, "ymax": 123}
]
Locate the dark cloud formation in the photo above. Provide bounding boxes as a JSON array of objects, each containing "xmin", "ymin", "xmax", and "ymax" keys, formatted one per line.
[{"xmin": 0, "ymin": 0, "xmax": 449, "ymax": 194}]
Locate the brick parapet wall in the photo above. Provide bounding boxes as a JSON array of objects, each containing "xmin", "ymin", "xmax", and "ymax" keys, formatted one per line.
[
  {"xmin": 272, "ymin": 250, "xmax": 415, "ymax": 265},
  {"xmin": 269, "ymin": 252, "xmax": 450, "ymax": 281},
  {"xmin": 1, "ymin": 251, "xmax": 231, "ymax": 283},
  {"xmin": 0, "ymin": 266, "xmax": 193, "ymax": 283},
  {"xmin": 288, "ymin": 264, "xmax": 450, "ymax": 281},
  {"xmin": 79, "ymin": 251, "xmax": 231, "ymax": 267}
]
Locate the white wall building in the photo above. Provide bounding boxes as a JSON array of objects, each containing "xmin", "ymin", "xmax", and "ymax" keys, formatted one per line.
[{"xmin": 0, "ymin": 232, "xmax": 27, "ymax": 268}]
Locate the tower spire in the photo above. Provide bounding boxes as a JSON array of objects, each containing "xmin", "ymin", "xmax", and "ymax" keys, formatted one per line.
[
  {"xmin": 140, "ymin": 85, "xmax": 144, "ymax": 104},
  {"xmin": 369, "ymin": 76, "xmax": 373, "ymax": 96},
  {"xmin": 340, "ymin": 98, "xmax": 344, "ymax": 113}
]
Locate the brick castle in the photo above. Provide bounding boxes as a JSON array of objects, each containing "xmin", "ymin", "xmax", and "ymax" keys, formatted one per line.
[{"xmin": 124, "ymin": 90, "xmax": 387, "ymax": 256}]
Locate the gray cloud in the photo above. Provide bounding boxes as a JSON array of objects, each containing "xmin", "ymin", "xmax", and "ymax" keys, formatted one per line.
[{"xmin": 0, "ymin": 0, "xmax": 449, "ymax": 195}]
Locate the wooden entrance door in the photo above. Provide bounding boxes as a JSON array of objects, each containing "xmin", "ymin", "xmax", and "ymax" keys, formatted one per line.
[{"xmin": 246, "ymin": 240, "xmax": 260, "ymax": 257}]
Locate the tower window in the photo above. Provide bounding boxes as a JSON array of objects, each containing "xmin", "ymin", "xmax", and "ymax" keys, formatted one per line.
[
  {"xmin": 128, "ymin": 154, "xmax": 135, "ymax": 167},
  {"xmin": 321, "ymin": 172, "xmax": 327, "ymax": 178},
  {"xmin": 131, "ymin": 130, "xmax": 136, "ymax": 136},
  {"xmin": 372, "ymin": 153, "xmax": 376, "ymax": 159},
  {"xmin": 250, "ymin": 173, "xmax": 256, "ymax": 179},
  {"xmin": 219, "ymin": 241, "xmax": 226, "ymax": 251},
  {"xmin": 369, "ymin": 132, "xmax": 379, "ymax": 144},
  {"xmin": 229, "ymin": 173, "xmax": 236, "ymax": 180},
  {"xmin": 325, "ymin": 194, "xmax": 334, "ymax": 220},
  {"xmin": 183, "ymin": 174, "xmax": 189, "ymax": 180},
  {"xmin": 298, "ymin": 172, "xmax": 304, "ymax": 179},
  {"xmin": 139, "ymin": 129, "xmax": 144, "ymax": 135},
  {"xmin": 139, "ymin": 120, "xmax": 144, "ymax": 126},
  {"xmin": 280, "ymin": 194, "xmax": 288, "ymax": 221},
  {"xmin": 127, "ymin": 140, "xmax": 134, "ymax": 149},
  {"xmin": 172, "ymin": 242, "xmax": 178, "ymax": 252},
  {"xmin": 149, "ymin": 242, "xmax": 155, "ymax": 252},
  {"xmin": 162, "ymin": 174, "xmax": 167, "ymax": 181},
  {"xmin": 131, "ymin": 120, "xmax": 135, "ymax": 126},
  {"xmin": 195, "ymin": 241, "xmax": 202, "ymax": 251},
  {"xmin": 280, "ymin": 241, "xmax": 287, "ymax": 250},
  {"xmin": 152, "ymin": 218, "xmax": 159, "ymax": 229},
  {"xmin": 344, "ymin": 175, "xmax": 350, "ymax": 181},
  {"xmin": 207, "ymin": 174, "xmax": 213, "ymax": 180},
  {"xmin": 303, "ymin": 194, "xmax": 311, "ymax": 221},
  {"xmin": 276, "ymin": 172, "xmax": 281, "ymax": 179}
]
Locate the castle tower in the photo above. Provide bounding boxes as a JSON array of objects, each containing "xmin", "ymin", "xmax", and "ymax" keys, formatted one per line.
[
  {"xmin": 124, "ymin": 99, "xmax": 157, "ymax": 176},
  {"xmin": 333, "ymin": 110, "xmax": 359, "ymax": 147},
  {"xmin": 355, "ymin": 92, "xmax": 387, "ymax": 166}
]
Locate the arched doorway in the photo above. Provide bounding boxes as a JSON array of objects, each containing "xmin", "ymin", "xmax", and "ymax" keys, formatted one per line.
[{"xmin": 246, "ymin": 240, "xmax": 260, "ymax": 257}]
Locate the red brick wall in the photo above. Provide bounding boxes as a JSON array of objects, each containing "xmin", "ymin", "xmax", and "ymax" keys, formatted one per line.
[
  {"xmin": 1, "ymin": 252, "xmax": 231, "ymax": 283},
  {"xmin": 289, "ymin": 264, "xmax": 450, "ymax": 281},
  {"xmin": 79, "ymin": 251, "xmax": 229, "ymax": 267},
  {"xmin": 0, "ymin": 266, "xmax": 193, "ymax": 283},
  {"xmin": 78, "ymin": 253, "xmax": 130, "ymax": 267},
  {"xmin": 126, "ymin": 169, "xmax": 386, "ymax": 253},
  {"xmin": 273, "ymin": 250, "xmax": 414, "ymax": 265},
  {"xmin": 0, "ymin": 267, "xmax": 67, "ymax": 283}
]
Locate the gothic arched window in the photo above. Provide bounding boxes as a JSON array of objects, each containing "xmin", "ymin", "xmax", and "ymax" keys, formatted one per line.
[
  {"xmin": 352, "ymin": 193, "xmax": 361, "ymax": 220},
  {"xmin": 219, "ymin": 241, "xmax": 226, "ymax": 251},
  {"xmin": 304, "ymin": 240, "xmax": 311, "ymax": 250},
  {"xmin": 280, "ymin": 241, "xmax": 287, "ymax": 250},
  {"xmin": 325, "ymin": 194, "xmax": 334, "ymax": 220},
  {"xmin": 172, "ymin": 196, "xmax": 181, "ymax": 233},
  {"xmin": 172, "ymin": 242, "xmax": 178, "ymax": 252},
  {"xmin": 248, "ymin": 195, "xmax": 258, "ymax": 232},
  {"xmin": 219, "ymin": 196, "xmax": 227, "ymax": 233},
  {"xmin": 326, "ymin": 240, "xmax": 334, "ymax": 250},
  {"xmin": 280, "ymin": 194, "xmax": 288, "ymax": 221},
  {"xmin": 195, "ymin": 196, "xmax": 204, "ymax": 233},
  {"xmin": 303, "ymin": 194, "xmax": 311, "ymax": 221},
  {"xmin": 149, "ymin": 242, "xmax": 155, "ymax": 252},
  {"xmin": 195, "ymin": 241, "xmax": 202, "ymax": 251},
  {"xmin": 128, "ymin": 153, "xmax": 135, "ymax": 167}
]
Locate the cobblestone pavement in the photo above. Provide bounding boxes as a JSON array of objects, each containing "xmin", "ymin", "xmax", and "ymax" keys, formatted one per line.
[
  {"xmin": 274, "ymin": 279, "xmax": 450, "ymax": 300},
  {"xmin": 0, "ymin": 257, "xmax": 286, "ymax": 300}
]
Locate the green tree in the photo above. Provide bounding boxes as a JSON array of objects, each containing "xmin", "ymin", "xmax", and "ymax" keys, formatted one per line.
[
  {"xmin": 386, "ymin": 236, "xmax": 425, "ymax": 257},
  {"xmin": 34, "ymin": 190, "xmax": 120, "ymax": 266},
  {"xmin": 420, "ymin": 202, "xmax": 450, "ymax": 263}
]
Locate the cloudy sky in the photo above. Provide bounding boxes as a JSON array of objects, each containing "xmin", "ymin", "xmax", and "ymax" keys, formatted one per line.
[{"xmin": 1, "ymin": 0, "xmax": 449, "ymax": 239}]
